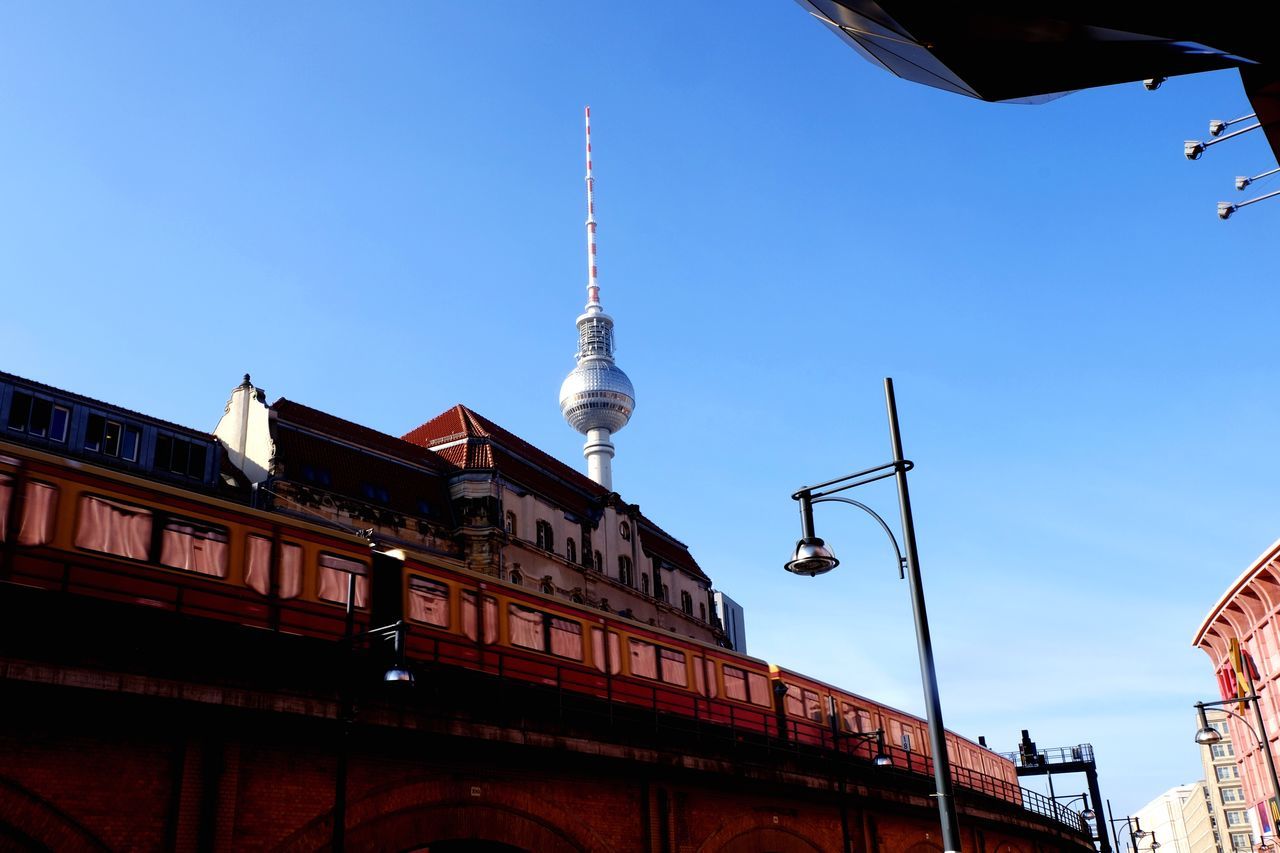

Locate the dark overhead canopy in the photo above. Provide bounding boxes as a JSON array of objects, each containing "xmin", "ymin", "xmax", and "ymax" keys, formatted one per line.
[{"xmin": 797, "ymin": 1, "xmax": 1280, "ymax": 157}]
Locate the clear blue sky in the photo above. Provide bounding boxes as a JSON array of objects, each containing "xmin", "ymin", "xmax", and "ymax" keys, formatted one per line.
[{"xmin": 3, "ymin": 2, "xmax": 1277, "ymax": 822}]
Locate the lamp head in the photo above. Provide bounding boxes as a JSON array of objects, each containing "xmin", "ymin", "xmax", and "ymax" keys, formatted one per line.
[
  {"xmin": 1144, "ymin": 77, "xmax": 1165, "ymax": 91},
  {"xmin": 383, "ymin": 664, "xmax": 414, "ymax": 684},
  {"xmin": 1081, "ymin": 807, "xmax": 1096, "ymax": 821},
  {"xmin": 1210, "ymin": 119, "xmax": 1227, "ymax": 137},
  {"xmin": 1186, "ymin": 140, "xmax": 1206, "ymax": 160},
  {"xmin": 1237, "ymin": 176, "xmax": 1252, "ymax": 191},
  {"xmin": 785, "ymin": 537, "xmax": 839, "ymax": 576},
  {"xmin": 1219, "ymin": 202, "xmax": 1237, "ymax": 220},
  {"xmin": 874, "ymin": 752, "xmax": 893, "ymax": 767},
  {"xmin": 1195, "ymin": 725, "xmax": 1223, "ymax": 745}
]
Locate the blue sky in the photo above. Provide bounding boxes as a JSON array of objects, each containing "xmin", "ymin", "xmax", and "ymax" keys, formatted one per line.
[{"xmin": 3, "ymin": 2, "xmax": 1278, "ymax": 823}]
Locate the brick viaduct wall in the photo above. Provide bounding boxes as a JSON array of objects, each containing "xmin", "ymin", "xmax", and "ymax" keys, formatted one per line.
[{"xmin": 0, "ymin": 590, "xmax": 1093, "ymax": 853}]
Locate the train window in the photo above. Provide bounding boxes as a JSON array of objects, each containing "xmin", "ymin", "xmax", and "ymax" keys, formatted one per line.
[
  {"xmin": 693, "ymin": 657, "xmax": 717, "ymax": 697},
  {"xmin": 279, "ymin": 543, "xmax": 302, "ymax": 599},
  {"xmin": 408, "ymin": 578, "xmax": 450, "ymax": 628},
  {"xmin": 785, "ymin": 685, "xmax": 822, "ymax": 721},
  {"xmin": 461, "ymin": 591, "xmax": 498, "ymax": 644},
  {"xmin": 245, "ymin": 535, "xmax": 271, "ymax": 595},
  {"xmin": 75, "ymin": 494, "xmax": 150, "ymax": 559},
  {"xmin": 723, "ymin": 665, "xmax": 748, "ymax": 702},
  {"xmin": 549, "ymin": 617, "xmax": 582, "ymax": 660},
  {"xmin": 19, "ymin": 480, "xmax": 59, "ymax": 546},
  {"xmin": 629, "ymin": 639, "xmax": 658, "ymax": 679},
  {"xmin": 317, "ymin": 553, "xmax": 368, "ymax": 608},
  {"xmin": 591, "ymin": 628, "xmax": 622, "ymax": 674},
  {"xmin": 659, "ymin": 648, "xmax": 687, "ymax": 686},
  {"xmin": 784, "ymin": 685, "xmax": 803, "ymax": 717},
  {"xmin": 840, "ymin": 703, "xmax": 873, "ymax": 733},
  {"xmin": 747, "ymin": 673, "xmax": 770, "ymax": 707},
  {"xmin": 160, "ymin": 517, "xmax": 229, "ymax": 578},
  {"xmin": 0, "ymin": 474, "xmax": 10, "ymax": 541},
  {"xmin": 509, "ymin": 604, "xmax": 545, "ymax": 652}
]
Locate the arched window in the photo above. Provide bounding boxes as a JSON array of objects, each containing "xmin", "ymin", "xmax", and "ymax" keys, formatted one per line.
[
  {"xmin": 535, "ymin": 520, "xmax": 553, "ymax": 551},
  {"xmin": 593, "ymin": 550, "xmax": 603, "ymax": 573},
  {"xmin": 699, "ymin": 603, "xmax": 706, "ymax": 622},
  {"xmin": 618, "ymin": 556, "xmax": 633, "ymax": 586},
  {"xmin": 619, "ymin": 521, "xmax": 631, "ymax": 541},
  {"xmin": 566, "ymin": 537, "xmax": 577, "ymax": 565},
  {"xmin": 659, "ymin": 581, "xmax": 670, "ymax": 603},
  {"xmin": 680, "ymin": 590, "xmax": 693, "ymax": 615},
  {"xmin": 505, "ymin": 511, "xmax": 516, "ymax": 536},
  {"xmin": 541, "ymin": 578, "xmax": 554, "ymax": 595},
  {"xmin": 641, "ymin": 573, "xmax": 650, "ymax": 597},
  {"xmin": 510, "ymin": 569, "xmax": 523, "ymax": 586}
]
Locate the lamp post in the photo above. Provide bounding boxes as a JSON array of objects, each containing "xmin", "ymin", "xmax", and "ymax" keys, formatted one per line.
[
  {"xmin": 1050, "ymin": 792, "xmax": 1096, "ymax": 833},
  {"xmin": 1105, "ymin": 810, "xmax": 1149, "ymax": 853},
  {"xmin": 784, "ymin": 378, "xmax": 961, "ymax": 852},
  {"xmin": 1195, "ymin": 695, "xmax": 1280, "ymax": 847}
]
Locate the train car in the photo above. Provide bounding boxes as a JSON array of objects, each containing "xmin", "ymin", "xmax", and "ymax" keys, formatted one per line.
[{"xmin": 0, "ymin": 421, "xmax": 1023, "ymax": 810}]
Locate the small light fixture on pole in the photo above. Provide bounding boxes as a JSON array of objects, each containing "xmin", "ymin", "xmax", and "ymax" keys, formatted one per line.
[
  {"xmin": 1195, "ymin": 696, "xmax": 1280, "ymax": 849},
  {"xmin": 784, "ymin": 378, "xmax": 961, "ymax": 852},
  {"xmin": 1105, "ymin": 809, "xmax": 1147, "ymax": 853}
]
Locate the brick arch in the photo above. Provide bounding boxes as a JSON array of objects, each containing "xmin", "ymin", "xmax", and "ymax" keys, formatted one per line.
[
  {"xmin": 0, "ymin": 776, "xmax": 110, "ymax": 852},
  {"xmin": 271, "ymin": 778, "xmax": 608, "ymax": 853},
  {"xmin": 696, "ymin": 816, "xmax": 826, "ymax": 853}
]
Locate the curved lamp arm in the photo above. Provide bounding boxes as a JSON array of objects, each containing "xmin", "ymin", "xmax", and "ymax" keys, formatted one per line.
[{"xmin": 811, "ymin": 495, "xmax": 907, "ymax": 579}]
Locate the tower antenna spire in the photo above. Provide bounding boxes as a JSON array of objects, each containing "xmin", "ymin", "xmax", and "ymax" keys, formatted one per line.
[
  {"xmin": 560, "ymin": 106, "xmax": 635, "ymax": 491},
  {"xmin": 584, "ymin": 105, "xmax": 601, "ymax": 312}
]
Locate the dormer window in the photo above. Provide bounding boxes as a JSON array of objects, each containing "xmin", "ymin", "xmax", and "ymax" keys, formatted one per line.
[
  {"xmin": 619, "ymin": 521, "xmax": 631, "ymax": 541},
  {"xmin": 360, "ymin": 483, "xmax": 390, "ymax": 503},
  {"xmin": 535, "ymin": 520, "xmax": 554, "ymax": 551},
  {"xmin": 510, "ymin": 568, "xmax": 523, "ymax": 586},
  {"xmin": 541, "ymin": 578, "xmax": 554, "ymax": 595}
]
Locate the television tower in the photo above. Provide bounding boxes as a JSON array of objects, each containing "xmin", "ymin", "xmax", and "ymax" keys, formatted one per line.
[{"xmin": 559, "ymin": 106, "xmax": 635, "ymax": 491}]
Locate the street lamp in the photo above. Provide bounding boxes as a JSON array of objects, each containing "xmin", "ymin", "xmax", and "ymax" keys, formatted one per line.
[
  {"xmin": 838, "ymin": 726, "xmax": 894, "ymax": 767},
  {"xmin": 1051, "ymin": 792, "xmax": 1097, "ymax": 821},
  {"xmin": 1105, "ymin": 812, "xmax": 1147, "ymax": 853},
  {"xmin": 1194, "ymin": 696, "xmax": 1280, "ymax": 848},
  {"xmin": 784, "ymin": 378, "xmax": 961, "ymax": 853}
]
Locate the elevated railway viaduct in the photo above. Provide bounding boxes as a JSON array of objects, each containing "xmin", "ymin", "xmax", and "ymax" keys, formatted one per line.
[{"xmin": 0, "ymin": 585, "xmax": 1092, "ymax": 853}]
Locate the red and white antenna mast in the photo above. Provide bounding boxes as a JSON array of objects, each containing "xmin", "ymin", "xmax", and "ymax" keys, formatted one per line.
[{"xmin": 584, "ymin": 105, "xmax": 601, "ymax": 311}]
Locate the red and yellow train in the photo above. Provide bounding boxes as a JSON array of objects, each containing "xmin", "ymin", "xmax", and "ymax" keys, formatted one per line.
[{"xmin": 0, "ymin": 439, "xmax": 1021, "ymax": 803}]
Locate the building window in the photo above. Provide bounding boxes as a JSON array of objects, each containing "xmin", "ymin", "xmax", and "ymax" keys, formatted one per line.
[
  {"xmin": 679, "ymin": 590, "xmax": 693, "ymax": 615},
  {"xmin": 619, "ymin": 521, "xmax": 631, "ymax": 541},
  {"xmin": 566, "ymin": 537, "xmax": 576, "ymax": 564},
  {"xmin": 535, "ymin": 520, "xmax": 554, "ymax": 551},
  {"xmin": 7, "ymin": 393, "xmax": 70, "ymax": 443},
  {"xmin": 618, "ymin": 556, "xmax": 633, "ymax": 586},
  {"xmin": 300, "ymin": 464, "xmax": 331, "ymax": 486},
  {"xmin": 540, "ymin": 578, "xmax": 554, "ymax": 595},
  {"xmin": 360, "ymin": 483, "xmax": 390, "ymax": 503},
  {"xmin": 154, "ymin": 434, "xmax": 207, "ymax": 478},
  {"xmin": 641, "ymin": 573, "xmax": 650, "ymax": 597},
  {"xmin": 505, "ymin": 511, "xmax": 517, "ymax": 536},
  {"xmin": 510, "ymin": 569, "xmax": 523, "ymax": 586},
  {"xmin": 1226, "ymin": 810, "xmax": 1248, "ymax": 826},
  {"xmin": 1212, "ymin": 742, "xmax": 1235, "ymax": 759},
  {"xmin": 659, "ymin": 580, "xmax": 670, "ymax": 603},
  {"xmin": 1221, "ymin": 787, "xmax": 1244, "ymax": 803},
  {"xmin": 593, "ymin": 550, "xmax": 602, "ymax": 573},
  {"xmin": 699, "ymin": 602, "xmax": 706, "ymax": 622},
  {"xmin": 85, "ymin": 414, "xmax": 142, "ymax": 462},
  {"xmin": 1216, "ymin": 765, "xmax": 1240, "ymax": 781}
]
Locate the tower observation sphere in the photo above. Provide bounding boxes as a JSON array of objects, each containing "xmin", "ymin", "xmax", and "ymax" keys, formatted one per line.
[{"xmin": 560, "ymin": 106, "xmax": 633, "ymax": 491}]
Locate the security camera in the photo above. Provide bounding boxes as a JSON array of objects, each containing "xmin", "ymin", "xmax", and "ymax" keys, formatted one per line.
[
  {"xmin": 1185, "ymin": 140, "xmax": 1206, "ymax": 160},
  {"xmin": 1143, "ymin": 77, "xmax": 1165, "ymax": 91},
  {"xmin": 1236, "ymin": 176, "xmax": 1251, "ymax": 191},
  {"xmin": 1218, "ymin": 202, "xmax": 1237, "ymax": 220},
  {"xmin": 1210, "ymin": 119, "xmax": 1227, "ymax": 137}
]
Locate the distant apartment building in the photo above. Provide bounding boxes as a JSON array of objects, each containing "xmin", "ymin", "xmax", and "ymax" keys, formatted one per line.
[
  {"xmin": 1196, "ymin": 709, "xmax": 1257, "ymax": 852},
  {"xmin": 1133, "ymin": 783, "xmax": 1200, "ymax": 852}
]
